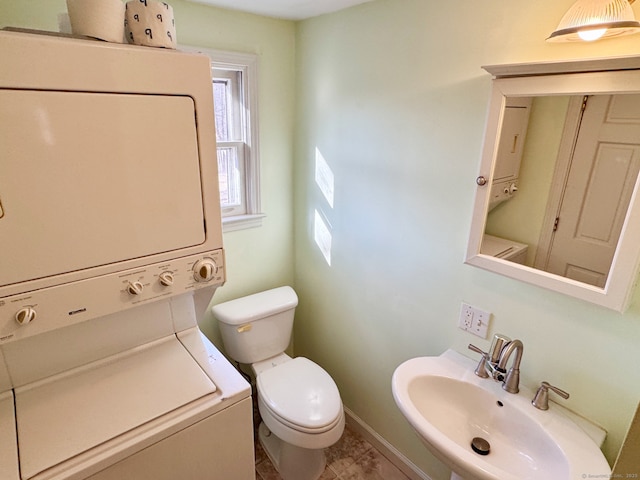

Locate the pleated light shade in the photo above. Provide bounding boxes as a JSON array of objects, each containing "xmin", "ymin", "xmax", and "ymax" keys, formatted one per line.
[{"xmin": 547, "ymin": 0, "xmax": 640, "ymax": 42}]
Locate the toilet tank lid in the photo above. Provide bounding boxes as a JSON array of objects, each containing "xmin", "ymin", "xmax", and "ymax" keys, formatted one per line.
[{"xmin": 211, "ymin": 286, "xmax": 298, "ymax": 325}]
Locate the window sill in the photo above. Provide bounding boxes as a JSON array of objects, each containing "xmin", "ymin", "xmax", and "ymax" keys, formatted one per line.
[{"xmin": 222, "ymin": 213, "xmax": 266, "ymax": 233}]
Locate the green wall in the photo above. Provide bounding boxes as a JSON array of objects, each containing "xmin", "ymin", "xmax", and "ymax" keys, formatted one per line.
[
  {"xmin": 294, "ymin": 1, "xmax": 640, "ymax": 478},
  {"xmin": 3, "ymin": 1, "xmax": 640, "ymax": 478}
]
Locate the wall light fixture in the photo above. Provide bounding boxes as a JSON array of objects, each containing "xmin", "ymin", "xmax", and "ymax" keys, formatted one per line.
[{"xmin": 547, "ymin": 0, "xmax": 640, "ymax": 42}]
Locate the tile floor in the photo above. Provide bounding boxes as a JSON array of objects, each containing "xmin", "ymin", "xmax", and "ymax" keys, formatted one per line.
[{"xmin": 253, "ymin": 397, "xmax": 411, "ymax": 480}]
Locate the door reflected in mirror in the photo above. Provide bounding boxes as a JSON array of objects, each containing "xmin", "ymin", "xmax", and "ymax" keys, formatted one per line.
[{"xmin": 482, "ymin": 93, "xmax": 640, "ymax": 288}]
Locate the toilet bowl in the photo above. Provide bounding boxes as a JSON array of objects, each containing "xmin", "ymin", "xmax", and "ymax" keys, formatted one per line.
[
  {"xmin": 255, "ymin": 355, "xmax": 345, "ymax": 479},
  {"xmin": 257, "ymin": 355, "xmax": 344, "ymax": 447},
  {"xmin": 212, "ymin": 287, "xmax": 345, "ymax": 480}
]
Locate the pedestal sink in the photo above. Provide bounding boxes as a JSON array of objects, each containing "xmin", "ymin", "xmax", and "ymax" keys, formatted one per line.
[{"xmin": 392, "ymin": 350, "xmax": 611, "ymax": 480}]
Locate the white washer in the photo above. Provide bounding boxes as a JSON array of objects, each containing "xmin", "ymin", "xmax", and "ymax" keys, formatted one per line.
[
  {"xmin": 481, "ymin": 234, "xmax": 529, "ymax": 265},
  {"xmin": 2, "ymin": 293, "xmax": 253, "ymax": 480},
  {"xmin": 0, "ymin": 294, "xmax": 255, "ymax": 480}
]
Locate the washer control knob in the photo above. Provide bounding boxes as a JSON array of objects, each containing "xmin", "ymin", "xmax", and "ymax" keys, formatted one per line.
[
  {"xmin": 127, "ymin": 281, "xmax": 144, "ymax": 296},
  {"xmin": 158, "ymin": 271, "xmax": 174, "ymax": 287},
  {"xmin": 15, "ymin": 307, "xmax": 37, "ymax": 326},
  {"xmin": 193, "ymin": 258, "xmax": 218, "ymax": 283}
]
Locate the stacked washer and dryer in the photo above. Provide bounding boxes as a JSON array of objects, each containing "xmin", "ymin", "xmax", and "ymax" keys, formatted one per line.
[{"xmin": 0, "ymin": 31, "xmax": 254, "ymax": 480}]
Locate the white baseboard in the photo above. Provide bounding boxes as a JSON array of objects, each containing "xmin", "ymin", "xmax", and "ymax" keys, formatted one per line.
[{"xmin": 344, "ymin": 407, "xmax": 432, "ymax": 480}]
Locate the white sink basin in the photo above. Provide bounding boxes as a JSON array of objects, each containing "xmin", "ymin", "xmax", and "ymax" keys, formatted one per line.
[{"xmin": 391, "ymin": 350, "xmax": 611, "ymax": 480}]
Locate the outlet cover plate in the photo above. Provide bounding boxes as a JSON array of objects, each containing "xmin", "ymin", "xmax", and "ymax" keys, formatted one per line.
[{"xmin": 459, "ymin": 303, "xmax": 491, "ymax": 338}]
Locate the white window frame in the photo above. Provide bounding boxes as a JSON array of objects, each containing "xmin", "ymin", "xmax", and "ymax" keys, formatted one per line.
[{"xmin": 181, "ymin": 46, "xmax": 264, "ymax": 232}]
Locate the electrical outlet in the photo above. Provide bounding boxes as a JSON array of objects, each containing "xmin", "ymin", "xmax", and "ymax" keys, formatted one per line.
[
  {"xmin": 458, "ymin": 302, "xmax": 491, "ymax": 338},
  {"xmin": 458, "ymin": 303, "xmax": 474, "ymax": 330},
  {"xmin": 462, "ymin": 304, "xmax": 474, "ymax": 328}
]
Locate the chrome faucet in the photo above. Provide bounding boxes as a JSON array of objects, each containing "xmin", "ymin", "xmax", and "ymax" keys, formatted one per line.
[
  {"xmin": 469, "ymin": 334, "xmax": 524, "ymax": 394},
  {"xmin": 496, "ymin": 339, "xmax": 523, "ymax": 393}
]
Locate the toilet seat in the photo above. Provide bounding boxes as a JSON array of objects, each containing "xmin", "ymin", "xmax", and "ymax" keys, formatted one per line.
[
  {"xmin": 257, "ymin": 357, "xmax": 342, "ymax": 432},
  {"xmin": 260, "ymin": 397, "xmax": 344, "ymax": 434}
]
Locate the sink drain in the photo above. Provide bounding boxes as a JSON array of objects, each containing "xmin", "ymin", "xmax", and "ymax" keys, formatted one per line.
[{"xmin": 471, "ymin": 437, "xmax": 491, "ymax": 456}]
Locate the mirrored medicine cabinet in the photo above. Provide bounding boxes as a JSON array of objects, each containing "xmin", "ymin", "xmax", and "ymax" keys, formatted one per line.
[{"xmin": 466, "ymin": 56, "xmax": 640, "ymax": 312}]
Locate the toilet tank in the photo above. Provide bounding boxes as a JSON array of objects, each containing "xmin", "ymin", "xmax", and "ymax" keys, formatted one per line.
[{"xmin": 212, "ymin": 286, "xmax": 298, "ymax": 364}]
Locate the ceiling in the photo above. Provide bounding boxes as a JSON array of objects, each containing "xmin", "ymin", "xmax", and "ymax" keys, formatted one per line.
[{"xmin": 184, "ymin": 0, "xmax": 373, "ymax": 20}]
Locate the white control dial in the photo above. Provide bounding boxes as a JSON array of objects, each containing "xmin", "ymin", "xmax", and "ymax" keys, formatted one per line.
[
  {"xmin": 503, "ymin": 183, "xmax": 518, "ymax": 195},
  {"xmin": 127, "ymin": 281, "xmax": 144, "ymax": 295},
  {"xmin": 158, "ymin": 271, "xmax": 174, "ymax": 287},
  {"xmin": 15, "ymin": 307, "xmax": 37, "ymax": 326},
  {"xmin": 193, "ymin": 258, "xmax": 218, "ymax": 283}
]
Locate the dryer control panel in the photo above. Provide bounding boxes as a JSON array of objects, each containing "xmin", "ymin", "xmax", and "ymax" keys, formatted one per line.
[{"xmin": 0, "ymin": 250, "xmax": 225, "ymax": 344}]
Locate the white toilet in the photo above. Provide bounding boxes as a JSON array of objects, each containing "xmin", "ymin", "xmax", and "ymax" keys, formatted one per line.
[{"xmin": 212, "ymin": 286, "xmax": 345, "ymax": 480}]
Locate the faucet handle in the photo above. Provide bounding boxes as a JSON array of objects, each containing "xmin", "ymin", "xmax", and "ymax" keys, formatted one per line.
[
  {"xmin": 468, "ymin": 344, "xmax": 490, "ymax": 378},
  {"xmin": 532, "ymin": 381, "xmax": 570, "ymax": 410}
]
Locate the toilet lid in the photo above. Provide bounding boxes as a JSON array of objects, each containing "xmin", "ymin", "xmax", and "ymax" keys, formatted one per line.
[{"xmin": 257, "ymin": 357, "xmax": 342, "ymax": 430}]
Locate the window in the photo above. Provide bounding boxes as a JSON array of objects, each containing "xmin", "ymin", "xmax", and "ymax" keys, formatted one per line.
[
  {"xmin": 214, "ymin": 69, "xmax": 245, "ymax": 216},
  {"xmin": 184, "ymin": 47, "xmax": 263, "ymax": 231}
]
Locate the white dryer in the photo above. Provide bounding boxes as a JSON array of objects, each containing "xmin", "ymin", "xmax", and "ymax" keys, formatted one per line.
[{"xmin": 0, "ymin": 31, "xmax": 254, "ymax": 480}]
